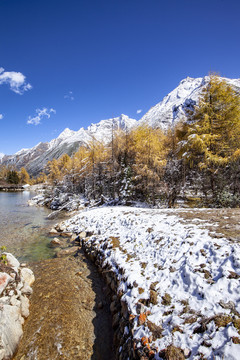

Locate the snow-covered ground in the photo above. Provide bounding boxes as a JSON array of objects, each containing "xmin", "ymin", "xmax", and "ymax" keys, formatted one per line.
[{"xmin": 64, "ymin": 206, "xmax": 240, "ymax": 359}]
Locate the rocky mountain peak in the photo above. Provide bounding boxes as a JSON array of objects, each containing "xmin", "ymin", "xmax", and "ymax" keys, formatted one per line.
[{"xmin": 2, "ymin": 75, "xmax": 240, "ymax": 175}]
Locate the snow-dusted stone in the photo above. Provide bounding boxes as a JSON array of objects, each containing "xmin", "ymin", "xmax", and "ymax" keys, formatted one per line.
[
  {"xmin": 20, "ymin": 267, "xmax": 35, "ymax": 287},
  {"xmin": 183, "ymin": 348, "xmax": 191, "ymax": 358},
  {"xmin": 0, "ymin": 304, "xmax": 23, "ymax": 360}
]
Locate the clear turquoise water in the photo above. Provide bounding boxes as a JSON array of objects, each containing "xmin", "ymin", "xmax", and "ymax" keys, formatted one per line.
[{"xmin": 0, "ymin": 191, "xmax": 56, "ymax": 262}]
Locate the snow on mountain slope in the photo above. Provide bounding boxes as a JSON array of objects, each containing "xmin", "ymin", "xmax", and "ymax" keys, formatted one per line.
[
  {"xmin": 2, "ymin": 75, "xmax": 240, "ymax": 175},
  {"xmin": 87, "ymin": 114, "xmax": 137, "ymax": 143},
  {"xmin": 1, "ymin": 114, "xmax": 137, "ymax": 175},
  {"xmin": 140, "ymin": 76, "xmax": 240, "ymax": 129}
]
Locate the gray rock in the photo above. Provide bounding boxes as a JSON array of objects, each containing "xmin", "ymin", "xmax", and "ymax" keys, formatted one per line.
[
  {"xmin": 183, "ymin": 348, "xmax": 191, "ymax": 358},
  {"xmin": 20, "ymin": 296, "xmax": 30, "ymax": 318},
  {"xmin": 4, "ymin": 253, "xmax": 20, "ymax": 270},
  {"xmin": 219, "ymin": 300, "xmax": 235, "ymax": 310},
  {"xmin": 0, "ymin": 273, "xmax": 12, "ymax": 296},
  {"xmin": 0, "ymin": 304, "xmax": 23, "ymax": 360},
  {"xmin": 136, "ymin": 302, "xmax": 145, "ymax": 315},
  {"xmin": 20, "ymin": 268, "xmax": 35, "ymax": 287}
]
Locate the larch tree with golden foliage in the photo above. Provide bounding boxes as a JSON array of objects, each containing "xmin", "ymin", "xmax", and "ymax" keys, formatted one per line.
[
  {"xmin": 177, "ymin": 74, "xmax": 240, "ymax": 204},
  {"xmin": 130, "ymin": 125, "xmax": 169, "ymax": 202},
  {"xmin": 19, "ymin": 167, "xmax": 30, "ymax": 184}
]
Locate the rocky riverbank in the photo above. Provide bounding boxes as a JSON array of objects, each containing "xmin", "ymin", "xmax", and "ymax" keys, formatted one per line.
[
  {"xmin": 58, "ymin": 206, "xmax": 240, "ymax": 360},
  {"xmin": 0, "ymin": 253, "xmax": 34, "ymax": 360},
  {"xmin": 5, "ymin": 203, "xmax": 240, "ymax": 360}
]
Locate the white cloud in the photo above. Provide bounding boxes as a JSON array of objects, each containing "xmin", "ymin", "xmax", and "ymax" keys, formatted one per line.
[
  {"xmin": 27, "ymin": 108, "xmax": 56, "ymax": 126},
  {"xmin": 0, "ymin": 114, "xmax": 3, "ymax": 120},
  {"xmin": 0, "ymin": 67, "xmax": 32, "ymax": 94},
  {"xmin": 64, "ymin": 91, "xmax": 74, "ymax": 101},
  {"xmin": 137, "ymin": 109, "xmax": 142, "ymax": 114}
]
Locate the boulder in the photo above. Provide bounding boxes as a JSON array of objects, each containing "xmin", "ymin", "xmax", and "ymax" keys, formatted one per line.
[
  {"xmin": 0, "ymin": 304, "xmax": 23, "ymax": 360},
  {"xmin": 20, "ymin": 268, "xmax": 35, "ymax": 287},
  {"xmin": 4, "ymin": 253, "xmax": 20, "ymax": 270},
  {"xmin": 20, "ymin": 295, "xmax": 30, "ymax": 318},
  {"xmin": 50, "ymin": 237, "xmax": 62, "ymax": 247},
  {"xmin": 0, "ymin": 273, "xmax": 12, "ymax": 296}
]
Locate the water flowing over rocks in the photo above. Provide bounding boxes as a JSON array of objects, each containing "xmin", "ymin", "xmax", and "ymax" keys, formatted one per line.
[
  {"xmin": 7, "ymin": 205, "xmax": 240, "ymax": 360},
  {"xmin": 13, "ymin": 234, "xmax": 114, "ymax": 360},
  {"xmin": 0, "ymin": 253, "xmax": 34, "ymax": 360}
]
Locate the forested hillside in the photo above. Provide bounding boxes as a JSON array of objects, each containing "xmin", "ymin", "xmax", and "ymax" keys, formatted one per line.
[
  {"xmin": 39, "ymin": 75, "xmax": 240, "ymax": 207},
  {"xmin": 1, "ymin": 75, "xmax": 240, "ymax": 207}
]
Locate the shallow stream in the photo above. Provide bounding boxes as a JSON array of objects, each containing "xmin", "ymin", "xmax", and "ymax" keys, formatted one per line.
[
  {"xmin": 0, "ymin": 191, "xmax": 114, "ymax": 360},
  {"xmin": 0, "ymin": 191, "xmax": 56, "ymax": 261}
]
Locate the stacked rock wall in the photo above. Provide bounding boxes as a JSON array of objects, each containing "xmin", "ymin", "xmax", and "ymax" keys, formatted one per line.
[{"xmin": 78, "ymin": 233, "xmax": 158, "ymax": 360}]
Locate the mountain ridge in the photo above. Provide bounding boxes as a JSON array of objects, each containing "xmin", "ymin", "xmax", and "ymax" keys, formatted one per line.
[
  {"xmin": 1, "ymin": 114, "xmax": 137, "ymax": 175},
  {"xmin": 2, "ymin": 76, "xmax": 240, "ymax": 175}
]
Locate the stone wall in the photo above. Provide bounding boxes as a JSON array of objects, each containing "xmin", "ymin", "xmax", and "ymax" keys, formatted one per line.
[{"xmin": 78, "ymin": 232, "xmax": 158, "ymax": 360}]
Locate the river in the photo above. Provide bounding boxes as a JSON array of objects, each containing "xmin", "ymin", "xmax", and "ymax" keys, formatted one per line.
[
  {"xmin": 0, "ymin": 191, "xmax": 114, "ymax": 360},
  {"xmin": 0, "ymin": 191, "xmax": 57, "ymax": 262}
]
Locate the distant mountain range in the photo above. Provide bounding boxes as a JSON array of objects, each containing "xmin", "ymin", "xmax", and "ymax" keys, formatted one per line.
[
  {"xmin": 1, "ymin": 76, "xmax": 240, "ymax": 175},
  {"xmin": 1, "ymin": 115, "xmax": 137, "ymax": 175}
]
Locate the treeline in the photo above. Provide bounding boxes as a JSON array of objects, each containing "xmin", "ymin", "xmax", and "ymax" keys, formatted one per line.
[
  {"xmin": 45, "ymin": 76, "xmax": 240, "ymax": 207},
  {"xmin": 1, "ymin": 75, "xmax": 239, "ymax": 207},
  {"xmin": 45, "ymin": 125, "xmax": 169, "ymax": 204},
  {"xmin": 0, "ymin": 166, "xmax": 30, "ymax": 185}
]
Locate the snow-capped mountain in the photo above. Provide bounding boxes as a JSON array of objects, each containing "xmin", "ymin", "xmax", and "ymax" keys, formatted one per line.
[
  {"xmin": 2, "ymin": 76, "xmax": 240, "ymax": 175},
  {"xmin": 140, "ymin": 76, "xmax": 240, "ymax": 129},
  {"xmin": 1, "ymin": 114, "xmax": 137, "ymax": 175}
]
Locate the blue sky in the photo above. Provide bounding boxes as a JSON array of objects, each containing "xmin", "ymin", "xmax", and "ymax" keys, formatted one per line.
[{"xmin": 0, "ymin": 0, "xmax": 240, "ymax": 154}]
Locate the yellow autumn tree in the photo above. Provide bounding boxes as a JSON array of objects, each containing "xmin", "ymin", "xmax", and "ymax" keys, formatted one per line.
[
  {"xmin": 178, "ymin": 74, "xmax": 240, "ymax": 167},
  {"xmin": 19, "ymin": 167, "xmax": 30, "ymax": 184},
  {"xmin": 130, "ymin": 125, "xmax": 169, "ymax": 201},
  {"xmin": 177, "ymin": 74, "xmax": 240, "ymax": 200},
  {"xmin": 47, "ymin": 158, "xmax": 62, "ymax": 183}
]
